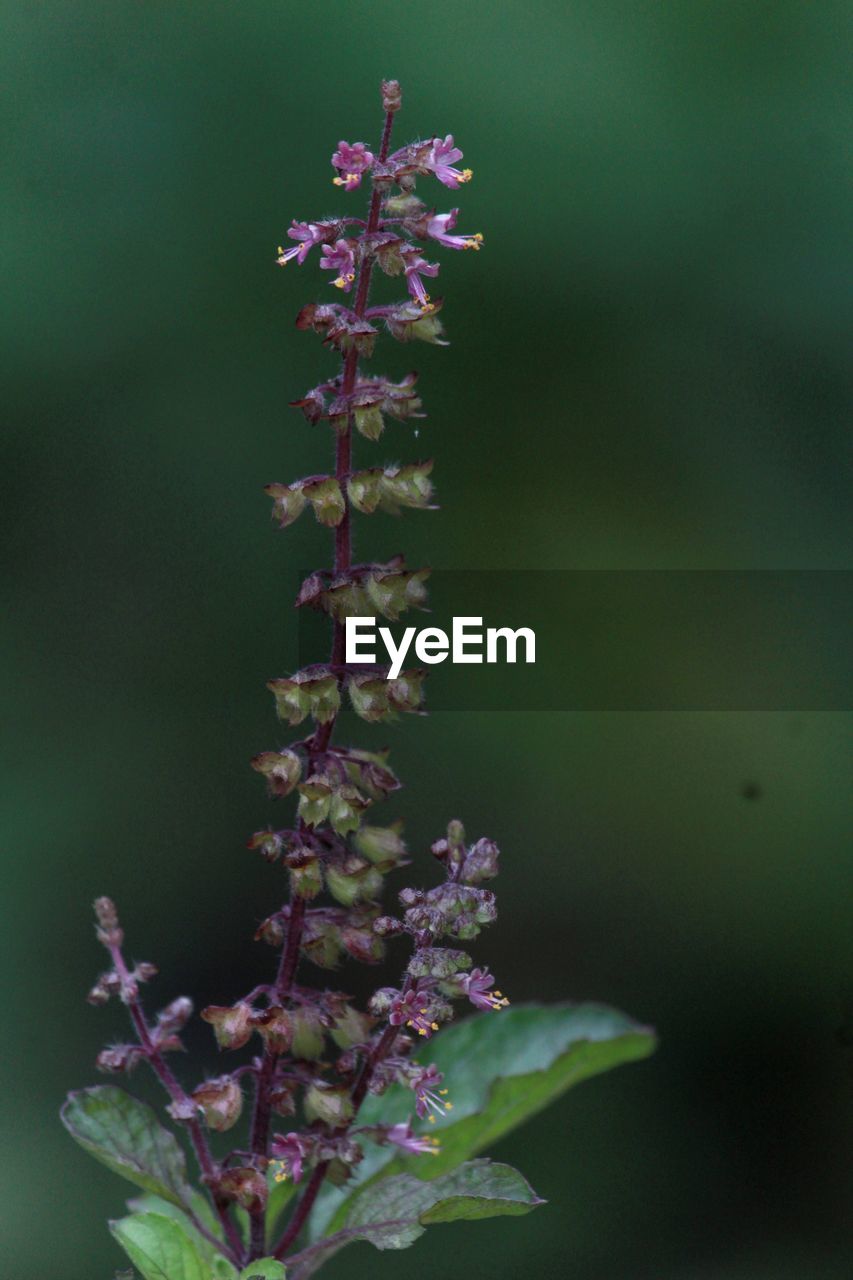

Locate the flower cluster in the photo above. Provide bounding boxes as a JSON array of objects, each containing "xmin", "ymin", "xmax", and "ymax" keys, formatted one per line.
[{"xmin": 77, "ymin": 81, "xmax": 501, "ymax": 1273}]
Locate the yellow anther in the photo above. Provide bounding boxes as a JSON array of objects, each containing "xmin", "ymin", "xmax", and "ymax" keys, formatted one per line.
[
  {"xmin": 460, "ymin": 168, "xmax": 473, "ymax": 183},
  {"xmin": 277, "ymin": 246, "xmax": 284, "ymax": 255},
  {"xmin": 444, "ymin": 1101, "xmax": 453, "ymax": 1110}
]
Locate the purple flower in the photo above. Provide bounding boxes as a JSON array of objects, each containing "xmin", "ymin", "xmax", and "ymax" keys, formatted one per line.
[
  {"xmin": 426, "ymin": 209, "xmax": 483, "ymax": 252},
  {"xmin": 389, "ymin": 988, "xmax": 439, "ymax": 1038},
  {"xmin": 427, "ymin": 135, "xmax": 472, "ymax": 189},
  {"xmin": 411, "ymin": 1064, "xmax": 453, "ymax": 1123},
  {"xmin": 385, "ymin": 1120, "xmax": 441, "ymax": 1156},
  {"xmin": 331, "ymin": 140, "xmax": 374, "ymax": 191},
  {"xmin": 270, "ymin": 1131, "xmax": 313, "ymax": 1183},
  {"xmin": 320, "ymin": 239, "xmax": 357, "ymax": 292},
  {"xmin": 276, "ymin": 220, "xmax": 335, "ymax": 267},
  {"xmin": 401, "ymin": 246, "xmax": 440, "ymax": 311},
  {"xmin": 460, "ymin": 967, "xmax": 509, "ymax": 1012}
]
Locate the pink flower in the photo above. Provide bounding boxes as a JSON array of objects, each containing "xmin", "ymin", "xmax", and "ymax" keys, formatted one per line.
[
  {"xmin": 319, "ymin": 239, "xmax": 357, "ymax": 292},
  {"xmin": 460, "ymin": 967, "xmax": 509, "ymax": 1012},
  {"xmin": 401, "ymin": 246, "xmax": 440, "ymax": 311},
  {"xmin": 331, "ymin": 141, "xmax": 374, "ymax": 191},
  {"xmin": 270, "ymin": 1131, "xmax": 313, "ymax": 1183},
  {"xmin": 426, "ymin": 209, "xmax": 483, "ymax": 252},
  {"xmin": 276, "ymin": 220, "xmax": 335, "ymax": 267},
  {"xmin": 385, "ymin": 1120, "xmax": 440, "ymax": 1156},
  {"xmin": 411, "ymin": 1065, "xmax": 453, "ymax": 1123},
  {"xmin": 427, "ymin": 135, "xmax": 472, "ymax": 189},
  {"xmin": 389, "ymin": 988, "xmax": 439, "ymax": 1038}
]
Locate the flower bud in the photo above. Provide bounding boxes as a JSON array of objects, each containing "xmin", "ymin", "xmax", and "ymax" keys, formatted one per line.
[
  {"xmin": 201, "ymin": 1002, "xmax": 254, "ymax": 1051},
  {"xmin": 217, "ymin": 1167, "xmax": 268, "ymax": 1213},
  {"xmin": 248, "ymin": 829, "xmax": 285, "ymax": 863},
  {"xmin": 368, "ymin": 987, "xmax": 398, "ymax": 1016},
  {"xmin": 249, "ymin": 1005, "xmax": 293, "ymax": 1055},
  {"xmin": 341, "ymin": 922, "xmax": 384, "ymax": 963},
  {"xmin": 302, "ymin": 476, "xmax": 346, "ymax": 527},
  {"xmin": 191, "ymin": 1076, "xmax": 243, "ymax": 1132},
  {"xmin": 167, "ymin": 1097, "xmax": 199, "ymax": 1123},
  {"xmin": 348, "ymin": 675, "xmax": 391, "ymax": 722},
  {"xmin": 398, "ymin": 887, "xmax": 424, "ymax": 908},
  {"xmin": 405, "ymin": 905, "xmax": 444, "ymax": 934},
  {"xmin": 301, "ymin": 916, "xmax": 343, "ymax": 969},
  {"xmin": 255, "ymin": 913, "xmax": 285, "ymax": 947},
  {"xmin": 462, "ymin": 836, "xmax": 500, "ymax": 883},
  {"xmin": 87, "ymin": 970, "xmax": 121, "ymax": 1005},
  {"xmin": 93, "ymin": 897, "xmax": 123, "ymax": 948},
  {"xmin": 291, "ymin": 1005, "xmax": 326, "ymax": 1060},
  {"xmin": 326, "ymin": 857, "xmax": 383, "ymax": 907},
  {"xmin": 296, "ymin": 775, "xmax": 333, "ymax": 827},
  {"xmin": 269, "ymin": 1082, "xmax": 297, "ymax": 1117},
  {"xmin": 407, "ymin": 947, "xmax": 472, "ymax": 979},
  {"xmin": 251, "ymin": 748, "xmax": 302, "ymax": 798},
  {"xmin": 268, "ymin": 670, "xmax": 341, "ymax": 726},
  {"xmin": 449, "ymin": 912, "xmax": 480, "ymax": 940},
  {"xmin": 381, "ymin": 79, "xmax": 402, "ymax": 112},
  {"xmin": 347, "ymin": 468, "xmax": 383, "ymax": 514},
  {"xmin": 265, "ymin": 481, "xmax": 307, "ymax": 529},
  {"xmin": 385, "ymin": 300, "xmax": 448, "ymax": 346},
  {"xmin": 328, "ymin": 784, "xmax": 370, "ymax": 837},
  {"xmin": 96, "ymin": 1045, "xmax": 144, "ymax": 1074},
  {"xmin": 155, "ymin": 997, "xmax": 193, "ymax": 1035},
  {"xmin": 304, "ymin": 1082, "xmax": 354, "ymax": 1127},
  {"xmin": 382, "ymin": 192, "xmax": 425, "ymax": 219},
  {"xmin": 329, "ymin": 1003, "xmax": 373, "ymax": 1049},
  {"xmin": 372, "ymin": 914, "xmax": 404, "ymax": 937},
  {"xmin": 379, "ymin": 461, "xmax": 435, "ymax": 513},
  {"xmin": 289, "ymin": 858, "xmax": 324, "ymax": 900},
  {"xmin": 354, "ymin": 822, "xmax": 407, "ymax": 866},
  {"xmin": 353, "ymin": 402, "xmax": 385, "ymax": 441},
  {"xmin": 387, "ymin": 669, "xmax": 426, "ymax": 713}
]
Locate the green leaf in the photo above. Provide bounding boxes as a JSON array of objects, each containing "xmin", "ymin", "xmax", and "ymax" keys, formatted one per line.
[
  {"xmin": 290, "ymin": 1161, "xmax": 540, "ymax": 1279},
  {"xmin": 61, "ymin": 1086, "xmax": 192, "ymax": 1208},
  {"xmin": 311, "ymin": 1002, "xmax": 655, "ymax": 1238},
  {"xmin": 240, "ymin": 1260, "xmax": 286, "ymax": 1280},
  {"xmin": 110, "ymin": 1211, "xmax": 234, "ymax": 1280},
  {"xmin": 127, "ymin": 1193, "xmax": 223, "ymax": 1260}
]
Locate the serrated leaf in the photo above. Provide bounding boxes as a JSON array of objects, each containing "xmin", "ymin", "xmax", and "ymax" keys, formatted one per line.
[
  {"xmin": 289, "ymin": 1161, "xmax": 540, "ymax": 1279},
  {"xmin": 62, "ymin": 1086, "xmax": 192, "ymax": 1208},
  {"xmin": 110, "ymin": 1211, "xmax": 233, "ymax": 1280},
  {"xmin": 312, "ymin": 1002, "xmax": 654, "ymax": 1238}
]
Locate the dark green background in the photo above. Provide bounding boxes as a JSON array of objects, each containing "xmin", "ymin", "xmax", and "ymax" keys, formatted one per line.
[{"xmin": 3, "ymin": 1, "xmax": 851, "ymax": 1275}]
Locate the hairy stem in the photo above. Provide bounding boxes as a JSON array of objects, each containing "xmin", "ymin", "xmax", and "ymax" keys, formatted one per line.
[
  {"xmin": 247, "ymin": 101, "xmax": 397, "ymax": 1264},
  {"xmin": 107, "ymin": 943, "xmax": 244, "ymax": 1265}
]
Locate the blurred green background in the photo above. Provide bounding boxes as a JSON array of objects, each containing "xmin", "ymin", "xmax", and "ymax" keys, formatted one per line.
[{"xmin": 2, "ymin": 1, "xmax": 851, "ymax": 1275}]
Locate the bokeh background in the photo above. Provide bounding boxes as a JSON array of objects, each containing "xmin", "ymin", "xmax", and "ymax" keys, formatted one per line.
[{"xmin": 2, "ymin": 1, "xmax": 851, "ymax": 1276}]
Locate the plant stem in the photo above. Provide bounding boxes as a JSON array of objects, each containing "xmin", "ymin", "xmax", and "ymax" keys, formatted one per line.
[
  {"xmin": 247, "ymin": 102, "xmax": 397, "ymax": 1264},
  {"xmin": 107, "ymin": 943, "xmax": 244, "ymax": 1265}
]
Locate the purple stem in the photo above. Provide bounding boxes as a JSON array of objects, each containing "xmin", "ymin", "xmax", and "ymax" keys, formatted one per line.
[{"xmin": 107, "ymin": 943, "xmax": 244, "ymax": 1265}]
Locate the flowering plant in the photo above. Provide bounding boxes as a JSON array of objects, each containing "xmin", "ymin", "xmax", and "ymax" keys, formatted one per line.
[{"xmin": 62, "ymin": 81, "xmax": 654, "ymax": 1280}]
